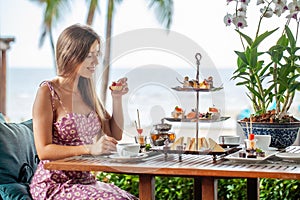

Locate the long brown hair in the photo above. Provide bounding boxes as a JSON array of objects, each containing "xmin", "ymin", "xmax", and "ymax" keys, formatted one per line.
[{"xmin": 56, "ymin": 24, "xmax": 109, "ymax": 132}]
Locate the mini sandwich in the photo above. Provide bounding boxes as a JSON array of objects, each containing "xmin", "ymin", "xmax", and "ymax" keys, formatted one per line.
[
  {"xmin": 170, "ymin": 136, "xmax": 184, "ymax": 150},
  {"xmin": 207, "ymin": 138, "xmax": 225, "ymax": 152},
  {"xmin": 185, "ymin": 137, "xmax": 193, "ymax": 151},
  {"xmin": 198, "ymin": 137, "xmax": 209, "ymax": 149},
  {"xmin": 171, "ymin": 137, "xmax": 225, "ymax": 152},
  {"xmin": 188, "ymin": 137, "xmax": 207, "ymax": 151}
]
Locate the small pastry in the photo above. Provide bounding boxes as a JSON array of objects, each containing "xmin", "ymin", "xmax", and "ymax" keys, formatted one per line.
[
  {"xmin": 209, "ymin": 107, "xmax": 220, "ymax": 120},
  {"xmin": 172, "ymin": 106, "xmax": 184, "ymax": 118},
  {"xmin": 183, "ymin": 76, "xmax": 190, "ymax": 87},
  {"xmin": 207, "ymin": 76, "xmax": 213, "ymax": 88},
  {"xmin": 186, "ymin": 111, "xmax": 197, "ymax": 119},
  {"xmin": 209, "ymin": 107, "xmax": 219, "ymax": 113},
  {"xmin": 110, "ymin": 81, "xmax": 123, "ymax": 91}
]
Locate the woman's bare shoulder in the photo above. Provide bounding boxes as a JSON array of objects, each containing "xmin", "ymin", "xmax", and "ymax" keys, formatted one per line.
[{"xmin": 35, "ymin": 79, "xmax": 59, "ymax": 100}]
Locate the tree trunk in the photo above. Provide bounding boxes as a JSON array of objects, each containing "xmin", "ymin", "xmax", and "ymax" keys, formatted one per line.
[
  {"xmin": 100, "ymin": 0, "xmax": 114, "ymax": 106},
  {"xmin": 86, "ymin": 0, "xmax": 97, "ymax": 25}
]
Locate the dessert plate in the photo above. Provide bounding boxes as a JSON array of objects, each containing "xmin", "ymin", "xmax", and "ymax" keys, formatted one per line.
[
  {"xmin": 276, "ymin": 153, "xmax": 300, "ymax": 161},
  {"xmin": 225, "ymin": 150, "xmax": 276, "ymax": 162},
  {"xmin": 108, "ymin": 153, "xmax": 148, "ymax": 162}
]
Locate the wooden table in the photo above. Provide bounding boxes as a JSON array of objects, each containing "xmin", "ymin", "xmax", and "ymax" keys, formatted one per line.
[{"xmin": 44, "ymin": 146, "xmax": 300, "ymax": 200}]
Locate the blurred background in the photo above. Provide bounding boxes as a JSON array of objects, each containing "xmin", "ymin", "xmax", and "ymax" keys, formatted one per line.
[{"xmin": 1, "ymin": 0, "xmax": 299, "ymax": 142}]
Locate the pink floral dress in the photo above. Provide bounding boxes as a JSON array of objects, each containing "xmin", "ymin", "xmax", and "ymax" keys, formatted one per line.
[{"xmin": 30, "ymin": 81, "xmax": 138, "ymax": 200}]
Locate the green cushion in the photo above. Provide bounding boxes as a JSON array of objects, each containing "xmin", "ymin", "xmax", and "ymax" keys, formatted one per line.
[
  {"xmin": 0, "ymin": 183, "xmax": 32, "ymax": 200},
  {"xmin": 0, "ymin": 113, "xmax": 5, "ymax": 123},
  {"xmin": 0, "ymin": 119, "xmax": 38, "ymax": 184}
]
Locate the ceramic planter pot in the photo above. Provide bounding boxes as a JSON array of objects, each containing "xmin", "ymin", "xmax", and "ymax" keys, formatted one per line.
[{"xmin": 237, "ymin": 121, "xmax": 300, "ymax": 149}]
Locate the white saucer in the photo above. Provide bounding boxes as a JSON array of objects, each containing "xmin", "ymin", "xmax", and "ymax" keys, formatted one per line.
[
  {"xmin": 267, "ymin": 147, "xmax": 278, "ymax": 151},
  {"xmin": 256, "ymin": 147, "xmax": 277, "ymax": 151},
  {"xmin": 276, "ymin": 153, "xmax": 300, "ymax": 160},
  {"xmin": 108, "ymin": 153, "xmax": 148, "ymax": 162}
]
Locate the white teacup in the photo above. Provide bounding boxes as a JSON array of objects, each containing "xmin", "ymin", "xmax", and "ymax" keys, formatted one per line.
[
  {"xmin": 117, "ymin": 143, "xmax": 140, "ymax": 157},
  {"xmin": 255, "ymin": 135, "xmax": 271, "ymax": 150}
]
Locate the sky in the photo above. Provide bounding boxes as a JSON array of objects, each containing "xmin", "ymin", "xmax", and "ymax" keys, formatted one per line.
[
  {"xmin": 0, "ymin": 0, "xmax": 294, "ymax": 69},
  {"xmin": 0, "ymin": 0, "xmax": 241, "ymax": 69}
]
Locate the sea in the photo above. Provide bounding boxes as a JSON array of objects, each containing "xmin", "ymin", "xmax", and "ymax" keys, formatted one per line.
[{"xmin": 5, "ymin": 66, "xmax": 300, "ymax": 142}]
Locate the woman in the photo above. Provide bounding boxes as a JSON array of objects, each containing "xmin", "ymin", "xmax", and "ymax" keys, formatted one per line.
[{"xmin": 30, "ymin": 24, "xmax": 138, "ymax": 200}]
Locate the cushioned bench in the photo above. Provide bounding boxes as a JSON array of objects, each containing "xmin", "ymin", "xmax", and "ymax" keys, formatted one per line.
[{"xmin": 0, "ymin": 113, "xmax": 39, "ymax": 200}]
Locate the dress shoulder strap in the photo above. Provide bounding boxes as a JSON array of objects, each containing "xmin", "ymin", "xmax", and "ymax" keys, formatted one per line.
[{"xmin": 39, "ymin": 81, "xmax": 67, "ymax": 113}]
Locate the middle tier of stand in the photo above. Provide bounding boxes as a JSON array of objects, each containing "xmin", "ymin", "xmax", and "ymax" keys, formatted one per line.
[{"xmin": 164, "ymin": 116, "xmax": 230, "ymax": 123}]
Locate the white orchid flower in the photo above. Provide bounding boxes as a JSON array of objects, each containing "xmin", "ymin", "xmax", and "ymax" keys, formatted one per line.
[
  {"xmin": 274, "ymin": 7, "xmax": 284, "ymax": 16},
  {"xmin": 260, "ymin": 6, "xmax": 274, "ymax": 17},
  {"xmin": 237, "ymin": 4, "xmax": 248, "ymax": 17},
  {"xmin": 274, "ymin": 3, "xmax": 288, "ymax": 16},
  {"xmin": 240, "ymin": 0, "xmax": 250, "ymax": 6},
  {"xmin": 224, "ymin": 13, "xmax": 233, "ymax": 26},
  {"xmin": 257, "ymin": 0, "xmax": 265, "ymax": 5},
  {"xmin": 225, "ymin": 0, "xmax": 300, "ymax": 40},
  {"xmin": 226, "ymin": 0, "xmax": 238, "ymax": 5},
  {"xmin": 288, "ymin": 1, "xmax": 300, "ymax": 13},
  {"xmin": 232, "ymin": 15, "xmax": 248, "ymax": 28},
  {"xmin": 272, "ymin": 0, "xmax": 287, "ymax": 6},
  {"xmin": 286, "ymin": 1, "xmax": 300, "ymax": 19},
  {"xmin": 286, "ymin": 11, "xmax": 299, "ymax": 20}
]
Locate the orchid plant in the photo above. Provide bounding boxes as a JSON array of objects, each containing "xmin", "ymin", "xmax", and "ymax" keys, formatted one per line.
[{"xmin": 224, "ymin": 0, "xmax": 300, "ymax": 122}]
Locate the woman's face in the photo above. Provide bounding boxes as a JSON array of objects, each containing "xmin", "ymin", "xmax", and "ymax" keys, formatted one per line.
[{"xmin": 77, "ymin": 40, "xmax": 100, "ymax": 78}]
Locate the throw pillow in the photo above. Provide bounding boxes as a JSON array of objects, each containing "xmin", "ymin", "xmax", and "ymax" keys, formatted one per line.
[
  {"xmin": 0, "ymin": 119, "xmax": 38, "ymax": 184},
  {"xmin": 0, "ymin": 183, "xmax": 32, "ymax": 200}
]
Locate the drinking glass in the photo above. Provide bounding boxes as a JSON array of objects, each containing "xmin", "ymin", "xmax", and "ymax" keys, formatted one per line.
[{"xmin": 135, "ymin": 135, "xmax": 147, "ymax": 148}]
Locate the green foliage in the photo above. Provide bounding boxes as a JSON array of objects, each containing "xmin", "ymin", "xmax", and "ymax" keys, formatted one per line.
[
  {"xmin": 96, "ymin": 173, "xmax": 194, "ymax": 199},
  {"xmin": 260, "ymin": 179, "xmax": 300, "ymax": 200},
  {"xmin": 218, "ymin": 178, "xmax": 300, "ymax": 200},
  {"xmin": 96, "ymin": 172, "xmax": 140, "ymax": 196},
  {"xmin": 232, "ymin": 25, "xmax": 300, "ymax": 118},
  {"xmin": 218, "ymin": 178, "xmax": 247, "ymax": 200},
  {"xmin": 96, "ymin": 172, "xmax": 300, "ymax": 199},
  {"xmin": 226, "ymin": 1, "xmax": 300, "ymax": 119},
  {"xmin": 231, "ymin": 28, "xmax": 278, "ymax": 114},
  {"xmin": 155, "ymin": 176, "xmax": 193, "ymax": 199}
]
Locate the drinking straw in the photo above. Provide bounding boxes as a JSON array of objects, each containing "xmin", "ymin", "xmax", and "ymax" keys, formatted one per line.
[
  {"xmin": 137, "ymin": 109, "xmax": 141, "ymax": 129},
  {"xmin": 246, "ymin": 122, "xmax": 249, "ymax": 139},
  {"xmin": 134, "ymin": 120, "xmax": 138, "ymax": 130},
  {"xmin": 250, "ymin": 116, "xmax": 253, "ymax": 134}
]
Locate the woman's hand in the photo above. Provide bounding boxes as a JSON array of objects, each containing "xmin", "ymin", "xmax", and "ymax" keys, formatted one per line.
[
  {"xmin": 110, "ymin": 77, "xmax": 129, "ymax": 97},
  {"xmin": 89, "ymin": 135, "xmax": 118, "ymax": 155}
]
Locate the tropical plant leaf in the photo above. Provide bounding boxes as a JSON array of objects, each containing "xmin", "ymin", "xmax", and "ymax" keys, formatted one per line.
[
  {"xmin": 268, "ymin": 45, "xmax": 285, "ymax": 63},
  {"xmin": 289, "ymin": 82, "xmax": 300, "ymax": 92},
  {"xmin": 285, "ymin": 25, "xmax": 296, "ymax": 49},
  {"xmin": 236, "ymin": 80, "xmax": 250, "ymax": 86},
  {"xmin": 235, "ymin": 51, "xmax": 249, "ymax": 65},
  {"xmin": 249, "ymin": 48, "xmax": 258, "ymax": 68},
  {"xmin": 235, "ymin": 30, "xmax": 253, "ymax": 46},
  {"xmin": 276, "ymin": 34, "xmax": 289, "ymax": 47},
  {"xmin": 246, "ymin": 86, "xmax": 264, "ymax": 102},
  {"xmin": 252, "ymin": 28, "xmax": 279, "ymax": 49}
]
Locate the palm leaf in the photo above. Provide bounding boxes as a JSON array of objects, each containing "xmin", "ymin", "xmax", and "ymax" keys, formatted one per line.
[{"xmin": 147, "ymin": 0, "xmax": 173, "ymax": 29}]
